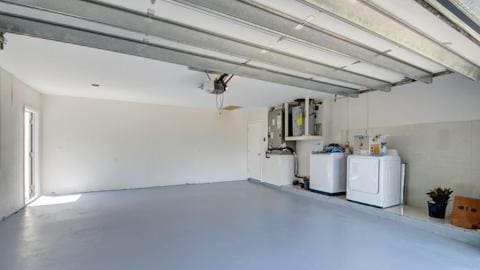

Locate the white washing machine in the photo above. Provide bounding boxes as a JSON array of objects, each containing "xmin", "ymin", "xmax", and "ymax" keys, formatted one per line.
[
  {"xmin": 310, "ymin": 153, "xmax": 347, "ymax": 195},
  {"xmin": 347, "ymin": 151, "xmax": 401, "ymax": 208}
]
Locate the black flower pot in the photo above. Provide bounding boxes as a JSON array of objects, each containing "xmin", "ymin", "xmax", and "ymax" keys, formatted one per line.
[{"xmin": 427, "ymin": 201, "xmax": 447, "ymax": 219}]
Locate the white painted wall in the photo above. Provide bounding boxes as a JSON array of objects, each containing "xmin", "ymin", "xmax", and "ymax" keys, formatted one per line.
[
  {"xmin": 41, "ymin": 95, "xmax": 248, "ymax": 194},
  {"xmin": 323, "ymin": 73, "xmax": 480, "ymax": 210},
  {"xmin": 324, "ymin": 73, "xmax": 480, "ymax": 142},
  {"xmin": 0, "ymin": 68, "xmax": 42, "ymax": 219},
  {"xmin": 296, "ymin": 140, "xmax": 323, "ymax": 177}
]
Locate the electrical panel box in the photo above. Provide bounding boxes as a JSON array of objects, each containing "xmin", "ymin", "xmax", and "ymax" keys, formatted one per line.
[
  {"xmin": 313, "ymin": 104, "xmax": 323, "ymax": 136},
  {"xmin": 292, "ymin": 105, "xmax": 305, "ymax": 136},
  {"xmin": 275, "ymin": 98, "xmax": 322, "ymax": 141},
  {"xmin": 307, "ymin": 103, "xmax": 316, "ymax": 136},
  {"xmin": 268, "ymin": 108, "xmax": 285, "ymax": 149}
]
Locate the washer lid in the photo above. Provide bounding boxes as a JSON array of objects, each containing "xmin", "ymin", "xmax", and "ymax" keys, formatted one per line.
[{"xmin": 312, "ymin": 152, "xmax": 345, "ymax": 157}]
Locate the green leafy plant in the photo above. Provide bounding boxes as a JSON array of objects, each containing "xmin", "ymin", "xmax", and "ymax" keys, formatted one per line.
[{"xmin": 426, "ymin": 187, "xmax": 453, "ymax": 205}]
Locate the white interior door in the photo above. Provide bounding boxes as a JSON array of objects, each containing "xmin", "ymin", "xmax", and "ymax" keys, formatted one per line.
[{"xmin": 247, "ymin": 122, "xmax": 265, "ymax": 180}]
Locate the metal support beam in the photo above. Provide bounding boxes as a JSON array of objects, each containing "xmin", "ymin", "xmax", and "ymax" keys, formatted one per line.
[
  {"xmin": 176, "ymin": 0, "xmax": 433, "ymax": 83},
  {"xmin": 299, "ymin": 0, "xmax": 480, "ymax": 81},
  {"xmin": 359, "ymin": 70, "xmax": 453, "ymax": 94},
  {"xmin": 0, "ymin": 0, "xmax": 392, "ymax": 89},
  {"xmin": 332, "ymin": 70, "xmax": 453, "ymax": 101},
  {"xmin": 0, "ymin": 14, "xmax": 359, "ymax": 96}
]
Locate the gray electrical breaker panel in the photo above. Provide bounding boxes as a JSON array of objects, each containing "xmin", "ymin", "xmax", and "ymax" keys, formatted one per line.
[
  {"xmin": 308, "ymin": 105, "xmax": 316, "ymax": 136},
  {"xmin": 268, "ymin": 108, "xmax": 285, "ymax": 149},
  {"xmin": 292, "ymin": 105, "xmax": 305, "ymax": 136}
]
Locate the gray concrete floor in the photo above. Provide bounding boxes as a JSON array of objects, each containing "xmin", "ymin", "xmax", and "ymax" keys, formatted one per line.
[{"xmin": 0, "ymin": 181, "xmax": 478, "ymax": 270}]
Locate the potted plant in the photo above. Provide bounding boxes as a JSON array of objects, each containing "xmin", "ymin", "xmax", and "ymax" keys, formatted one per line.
[{"xmin": 426, "ymin": 187, "xmax": 453, "ymax": 219}]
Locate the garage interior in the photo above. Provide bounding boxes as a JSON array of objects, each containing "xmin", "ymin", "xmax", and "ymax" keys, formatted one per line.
[{"xmin": 0, "ymin": 0, "xmax": 479, "ymax": 269}]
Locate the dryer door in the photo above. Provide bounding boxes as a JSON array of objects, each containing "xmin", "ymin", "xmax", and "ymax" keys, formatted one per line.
[{"xmin": 348, "ymin": 158, "xmax": 379, "ymax": 194}]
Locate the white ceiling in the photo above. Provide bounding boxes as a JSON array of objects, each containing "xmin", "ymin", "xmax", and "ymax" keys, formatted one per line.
[
  {"xmin": 0, "ymin": 34, "xmax": 331, "ymax": 108},
  {"xmin": 0, "ymin": 0, "xmax": 478, "ymax": 109}
]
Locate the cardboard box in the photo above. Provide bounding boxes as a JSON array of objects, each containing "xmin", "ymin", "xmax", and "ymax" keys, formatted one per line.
[{"xmin": 451, "ymin": 196, "xmax": 480, "ymax": 230}]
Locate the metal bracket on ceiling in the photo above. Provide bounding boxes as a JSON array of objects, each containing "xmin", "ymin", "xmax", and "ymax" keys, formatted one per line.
[
  {"xmin": 242, "ymin": 59, "xmax": 251, "ymax": 65},
  {"xmin": 377, "ymin": 84, "xmax": 392, "ymax": 92},
  {"xmin": 418, "ymin": 75, "xmax": 433, "ymax": 84},
  {"xmin": 145, "ymin": 8, "xmax": 155, "ymax": 43},
  {"xmin": 0, "ymin": 32, "xmax": 5, "ymax": 50},
  {"xmin": 188, "ymin": 66, "xmax": 219, "ymax": 74},
  {"xmin": 147, "ymin": 8, "xmax": 155, "ymax": 17},
  {"xmin": 373, "ymin": 49, "xmax": 392, "ymax": 58},
  {"xmin": 338, "ymin": 91, "xmax": 359, "ymax": 99},
  {"xmin": 360, "ymin": 84, "xmax": 392, "ymax": 94},
  {"xmin": 348, "ymin": 92, "xmax": 360, "ymax": 98},
  {"xmin": 333, "ymin": 65, "xmax": 348, "ymax": 72},
  {"xmin": 204, "ymin": 71, "xmax": 212, "ymax": 81}
]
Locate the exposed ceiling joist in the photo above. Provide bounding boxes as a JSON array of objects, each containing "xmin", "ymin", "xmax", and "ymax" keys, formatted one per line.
[
  {"xmin": 0, "ymin": 14, "xmax": 359, "ymax": 96},
  {"xmin": 298, "ymin": 0, "xmax": 480, "ymax": 81},
  {"xmin": 0, "ymin": 0, "xmax": 388, "ymax": 90},
  {"xmin": 176, "ymin": 0, "xmax": 433, "ymax": 83}
]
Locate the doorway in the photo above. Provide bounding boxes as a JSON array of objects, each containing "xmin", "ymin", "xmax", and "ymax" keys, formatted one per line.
[
  {"xmin": 247, "ymin": 122, "xmax": 265, "ymax": 180},
  {"xmin": 24, "ymin": 107, "xmax": 38, "ymax": 204}
]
